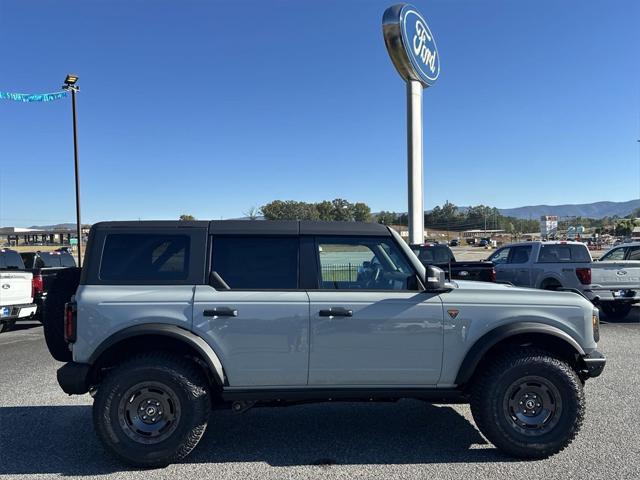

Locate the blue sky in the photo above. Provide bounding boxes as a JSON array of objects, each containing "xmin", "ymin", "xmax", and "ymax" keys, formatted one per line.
[{"xmin": 0, "ymin": 0, "xmax": 638, "ymax": 226}]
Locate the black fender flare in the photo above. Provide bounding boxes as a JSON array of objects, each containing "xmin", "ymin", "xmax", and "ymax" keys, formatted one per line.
[
  {"xmin": 454, "ymin": 322, "xmax": 585, "ymax": 386},
  {"xmin": 88, "ymin": 323, "xmax": 225, "ymax": 385}
]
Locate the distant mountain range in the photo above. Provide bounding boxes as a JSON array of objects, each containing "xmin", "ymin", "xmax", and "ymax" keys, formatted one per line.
[
  {"xmin": 19, "ymin": 200, "xmax": 640, "ymax": 228},
  {"xmin": 28, "ymin": 223, "xmax": 78, "ymax": 230},
  {"xmin": 496, "ymin": 199, "xmax": 640, "ymax": 220}
]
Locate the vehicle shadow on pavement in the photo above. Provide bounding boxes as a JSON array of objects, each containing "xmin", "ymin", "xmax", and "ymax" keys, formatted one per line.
[
  {"xmin": 191, "ymin": 400, "xmax": 511, "ymax": 467},
  {"xmin": 0, "ymin": 401, "xmax": 511, "ymax": 475}
]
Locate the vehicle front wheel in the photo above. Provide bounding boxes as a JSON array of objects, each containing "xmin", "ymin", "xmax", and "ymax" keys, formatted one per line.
[
  {"xmin": 93, "ymin": 353, "xmax": 210, "ymax": 467},
  {"xmin": 470, "ymin": 348, "xmax": 584, "ymax": 459},
  {"xmin": 600, "ymin": 302, "xmax": 632, "ymax": 320}
]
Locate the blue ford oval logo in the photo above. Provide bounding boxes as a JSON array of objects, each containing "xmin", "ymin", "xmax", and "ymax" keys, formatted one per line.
[
  {"xmin": 401, "ymin": 7, "xmax": 440, "ymax": 85},
  {"xmin": 383, "ymin": 3, "xmax": 441, "ymax": 87}
]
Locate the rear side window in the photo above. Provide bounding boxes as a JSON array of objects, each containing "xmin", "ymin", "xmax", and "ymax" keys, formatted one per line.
[
  {"xmin": 627, "ymin": 247, "xmax": 640, "ymax": 261},
  {"xmin": 100, "ymin": 234, "xmax": 190, "ymax": 281},
  {"xmin": 538, "ymin": 244, "xmax": 591, "ymax": 263},
  {"xmin": 509, "ymin": 246, "xmax": 532, "ymax": 264},
  {"xmin": 0, "ymin": 251, "xmax": 24, "ymax": 270},
  {"xmin": 211, "ymin": 236, "xmax": 298, "ymax": 289}
]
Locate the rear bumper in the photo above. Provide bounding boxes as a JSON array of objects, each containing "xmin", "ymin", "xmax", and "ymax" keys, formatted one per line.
[
  {"xmin": 57, "ymin": 362, "xmax": 91, "ymax": 395},
  {"xmin": 584, "ymin": 289, "xmax": 639, "ymax": 304},
  {"xmin": 580, "ymin": 350, "xmax": 606, "ymax": 378},
  {"xmin": 0, "ymin": 303, "xmax": 37, "ymax": 321}
]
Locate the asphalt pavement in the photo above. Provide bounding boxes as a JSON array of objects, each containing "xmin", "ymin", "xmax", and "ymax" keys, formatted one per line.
[{"xmin": 1, "ymin": 313, "xmax": 639, "ymax": 480}]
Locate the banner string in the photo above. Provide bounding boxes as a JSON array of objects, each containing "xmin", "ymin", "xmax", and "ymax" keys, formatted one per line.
[{"xmin": 0, "ymin": 91, "xmax": 68, "ymax": 102}]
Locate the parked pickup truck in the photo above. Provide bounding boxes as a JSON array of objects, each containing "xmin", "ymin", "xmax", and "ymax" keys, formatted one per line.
[
  {"xmin": 410, "ymin": 243, "xmax": 495, "ymax": 282},
  {"xmin": 20, "ymin": 250, "xmax": 76, "ymax": 319},
  {"xmin": 0, "ymin": 248, "xmax": 37, "ymax": 333},
  {"xmin": 49, "ymin": 221, "xmax": 604, "ymax": 466},
  {"xmin": 488, "ymin": 241, "xmax": 640, "ymax": 319}
]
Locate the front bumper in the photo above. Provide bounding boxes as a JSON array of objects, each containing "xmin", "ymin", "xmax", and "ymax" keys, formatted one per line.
[
  {"xmin": 57, "ymin": 362, "xmax": 91, "ymax": 395},
  {"xmin": 0, "ymin": 303, "xmax": 37, "ymax": 321},
  {"xmin": 580, "ymin": 350, "xmax": 606, "ymax": 378}
]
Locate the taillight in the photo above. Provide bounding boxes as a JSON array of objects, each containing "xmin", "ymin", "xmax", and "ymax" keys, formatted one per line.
[
  {"xmin": 32, "ymin": 274, "xmax": 44, "ymax": 298},
  {"xmin": 64, "ymin": 302, "xmax": 77, "ymax": 343},
  {"xmin": 489, "ymin": 267, "xmax": 496, "ymax": 282},
  {"xmin": 576, "ymin": 267, "xmax": 591, "ymax": 285}
]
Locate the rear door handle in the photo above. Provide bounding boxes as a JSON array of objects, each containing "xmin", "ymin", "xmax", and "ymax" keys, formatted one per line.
[
  {"xmin": 319, "ymin": 307, "xmax": 353, "ymax": 318},
  {"xmin": 203, "ymin": 307, "xmax": 238, "ymax": 317}
]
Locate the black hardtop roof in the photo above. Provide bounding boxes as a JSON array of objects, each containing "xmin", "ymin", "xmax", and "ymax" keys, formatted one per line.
[{"xmin": 91, "ymin": 220, "xmax": 391, "ymax": 236}]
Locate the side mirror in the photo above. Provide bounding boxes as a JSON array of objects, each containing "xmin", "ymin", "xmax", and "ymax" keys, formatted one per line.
[{"xmin": 423, "ymin": 265, "xmax": 446, "ymax": 291}]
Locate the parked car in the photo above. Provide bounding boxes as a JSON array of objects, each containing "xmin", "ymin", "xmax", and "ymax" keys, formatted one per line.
[
  {"xmin": 410, "ymin": 243, "xmax": 495, "ymax": 282},
  {"xmin": 20, "ymin": 250, "xmax": 76, "ymax": 318},
  {"xmin": 449, "ymin": 238, "xmax": 459, "ymax": 247},
  {"xmin": 598, "ymin": 242, "xmax": 640, "ymax": 262},
  {"xmin": 46, "ymin": 220, "xmax": 605, "ymax": 466},
  {"xmin": 488, "ymin": 241, "xmax": 640, "ymax": 319},
  {"xmin": 0, "ymin": 248, "xmax": 37, "ymax": 333}
]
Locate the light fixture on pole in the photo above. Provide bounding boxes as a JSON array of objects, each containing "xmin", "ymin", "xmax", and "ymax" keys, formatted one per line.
[{"xmin": 62, "ymin": 74, "xmax": 83, "ymax": 267}]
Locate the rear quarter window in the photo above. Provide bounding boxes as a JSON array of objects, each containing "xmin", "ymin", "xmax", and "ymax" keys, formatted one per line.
[
  {"xmin": 0, "ymin": 251, "xmax": 25, "ymax": 270},
  {"xmin": 538, "ymin": 244, "xmax": 591, "ymax": 263},
  {"xmin": 99, "ymin": 234, "xmax": 191, "ymax": 282}
]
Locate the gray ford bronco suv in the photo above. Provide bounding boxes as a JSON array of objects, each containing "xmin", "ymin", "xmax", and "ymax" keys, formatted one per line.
[{"xmin": 47, "ymin": 220, "xmax": 605, "ymax": 467}]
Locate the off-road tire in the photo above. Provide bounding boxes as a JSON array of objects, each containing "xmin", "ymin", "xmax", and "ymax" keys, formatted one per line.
[
  {"xmin": 0, "ymin": 320, "xmax": 15, "ymax": 334},
  {"xmin": 600, "ymin": 302, "xmax": 632, "ymax": 320},
  {"xmin": 93, "ymin": 352, "xmax": 210, "ymax": 468},
  {"xmin": 42, "ymin": 268, "xmax": 81, "ymax": 362},
  {"xmin": 470, "ymin": 348, "xmax": 585, "ymax": 459}
]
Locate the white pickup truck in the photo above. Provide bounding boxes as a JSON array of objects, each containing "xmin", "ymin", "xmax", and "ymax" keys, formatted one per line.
[
  {"xmin": 0, "ymin": 249, "xmax": 37, "ymax": 333},
  {"xmin": 488, "ymin": 241, "xmax": 640, "ymax": 319}
]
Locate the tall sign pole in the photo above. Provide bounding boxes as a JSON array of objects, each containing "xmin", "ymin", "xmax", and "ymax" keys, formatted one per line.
[{"xmin": 383, "ymin": 4, "xmax": 440, "ymax": 245}]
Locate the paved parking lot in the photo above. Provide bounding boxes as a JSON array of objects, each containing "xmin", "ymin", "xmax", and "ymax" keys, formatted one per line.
[{"xmin": 1, "ymin": 313, "xmax": 639, "ymax": 480}]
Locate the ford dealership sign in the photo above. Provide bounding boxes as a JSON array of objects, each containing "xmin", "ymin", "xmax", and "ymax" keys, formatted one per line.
[{"xmin": 383, "ymin": 4, "xmax": 440, "ymax": 87}]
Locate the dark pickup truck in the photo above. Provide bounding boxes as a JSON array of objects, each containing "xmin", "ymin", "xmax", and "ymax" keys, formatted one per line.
[
  {"xmin": 20, "ymin": 250, "xmax": 76, "ymax": 318},
  {"xmin": 410, "ymin": 243, "xmax": 495, "ymax": 282}
]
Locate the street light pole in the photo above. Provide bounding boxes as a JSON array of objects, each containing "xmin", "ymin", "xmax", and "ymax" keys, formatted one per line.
[{"xmin": 62, "ymin": 74, "xmax": 82, "ymax": 267}]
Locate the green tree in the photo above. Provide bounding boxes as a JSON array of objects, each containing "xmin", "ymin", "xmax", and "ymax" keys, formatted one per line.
[
  {"xmin": 316, "ymin": 201, "xmax": 334, "ymax": 221},
  {"xmin": 331, "ymin": 198, "xmax": 353, "ymax": 221},
  {"xmin": 260, "ymin": 200, "xmax": 319, "ymax": 220},
  {"xmin": 377, "ymin": 211, "xmax": 398, "ymax": 225},
  {"xmin": 179, "ymin": 214, "xmax": 195, "ymax": 221},
  {"xmin": 352, "ymin": 202, "xmax": 372, "ymax": 222}
]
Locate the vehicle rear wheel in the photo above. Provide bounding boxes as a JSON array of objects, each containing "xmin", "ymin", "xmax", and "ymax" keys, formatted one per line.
[
  {"xmin": 471, "ymin": 348, "xmax": 584, "ymax": 459},
  {"xmin": 599, "ymin": 302, "xmax": 632, "ymax": 320},
  {"xmin": 42, "ymin": 268, "xmax": 81, "ymax": 362},
  {"xmin": 0, "ymin": 320, "xmax": 15, "ymax": 334},
  {"xmin": 93, "ymin": 352, "xmax": 210, "ymax": 467}
]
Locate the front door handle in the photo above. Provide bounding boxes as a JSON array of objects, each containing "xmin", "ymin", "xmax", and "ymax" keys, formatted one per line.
[
  {"xmin": 319, "ymin": 307, "xmax": 353, "ymax": 318},
  {"xmin": 203, "ymin": 307, "xmax": 238, "ymax": 317}
]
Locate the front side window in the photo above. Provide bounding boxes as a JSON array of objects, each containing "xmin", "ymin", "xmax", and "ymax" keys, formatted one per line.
[
  {"xmin": 489, "ymin": 247, "xmax": 510, "ymax": 265},
  {"xmin": 600, "ymin": 247, "xmax": 626, "ymax": 261},
  {"xmin": 211, "ymin": 236, "xmax": 298, "ymax": 289},
  {"xmin": 100, "ymin": 234, "xmax": 190, "ymax": 281},
  {"xmin": 317, "ymin": 237, "xmax": 415, "ymax": 290}
]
